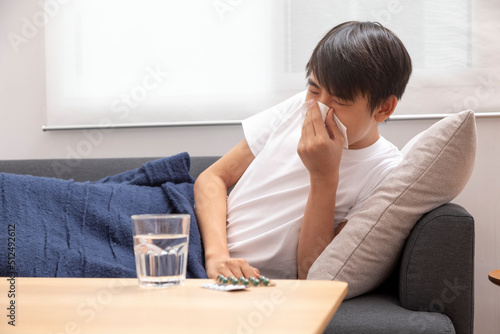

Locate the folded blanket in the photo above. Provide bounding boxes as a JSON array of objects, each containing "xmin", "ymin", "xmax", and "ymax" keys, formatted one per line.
[{"xmin": 0, "ymin": 152, "xmax": 207, "ymax": 279}]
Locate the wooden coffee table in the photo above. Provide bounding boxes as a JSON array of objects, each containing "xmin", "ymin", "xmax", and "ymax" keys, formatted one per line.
[
  {"xmin": 488, "ymin": 270, "xmax": 500, "ymax": 286},
  {"xmin": 1, "ymin": 277, "xmax": 347, "ymax": 334}
]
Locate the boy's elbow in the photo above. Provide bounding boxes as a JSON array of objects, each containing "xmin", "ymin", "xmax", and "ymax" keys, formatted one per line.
[
  {"xmin": 193, "ymin": 169, "xmax": 207, "ymax": 188},
  {"xmin": 194, "ymin": 170, "xmax": 213, "ymax": 197},
  {"xmin": 194, "ymin": 168, "xmax": 228, "ymax": 199}
]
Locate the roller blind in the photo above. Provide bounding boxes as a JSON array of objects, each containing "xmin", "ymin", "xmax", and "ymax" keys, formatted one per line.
[{"xmin": 44, "ymin": 0, "xmax": 499, "ymax": 129}]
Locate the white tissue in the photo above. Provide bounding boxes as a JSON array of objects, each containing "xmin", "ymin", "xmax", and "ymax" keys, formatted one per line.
[
  {"xmin": 332, "ymin": 112, "xmax": 349, "ymax": 149},
  {"xmin": 315, "ymin": 101, "xmax": 349, "ymax": 149}
]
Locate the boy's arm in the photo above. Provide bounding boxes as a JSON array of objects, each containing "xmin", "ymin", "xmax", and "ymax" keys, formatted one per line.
[
  {"xmin": 194, "ymin": 139, "xmax": 260, "ymax": 279},
  {"xmin": 297, "ymin": 100, "xmax": 345, "ymax": 279}
]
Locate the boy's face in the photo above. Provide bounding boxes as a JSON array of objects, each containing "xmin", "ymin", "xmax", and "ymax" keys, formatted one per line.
[{"xmin": 305, "ymin": 74, "xmax": 383, "ymax": 150}]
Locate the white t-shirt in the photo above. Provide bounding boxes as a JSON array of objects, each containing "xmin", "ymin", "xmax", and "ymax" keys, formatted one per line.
[{"xmin": 226, "ymin": 91, "xmax": 402, "ymax": 279}]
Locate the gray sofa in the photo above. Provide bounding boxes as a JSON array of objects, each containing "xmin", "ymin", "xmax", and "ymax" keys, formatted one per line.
[{"xmin": 0, "ymin": 156, "xmax": 474, "ymax": 334}]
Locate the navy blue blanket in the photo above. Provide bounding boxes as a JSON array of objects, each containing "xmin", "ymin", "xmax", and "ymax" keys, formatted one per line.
[{"xmin": 0, "ymin": 153, "xmax": 207, "ymax": 279}]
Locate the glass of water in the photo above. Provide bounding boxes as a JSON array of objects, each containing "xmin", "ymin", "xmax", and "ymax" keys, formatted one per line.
[{"xmin": 131, "ymin": 214, "xmax": 190, "ymax": 288}]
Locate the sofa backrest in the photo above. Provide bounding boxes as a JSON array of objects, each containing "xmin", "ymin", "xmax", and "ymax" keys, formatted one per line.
[{"xmin": 0, "ymin": 156, "xmax": 220, "ymax": 182}]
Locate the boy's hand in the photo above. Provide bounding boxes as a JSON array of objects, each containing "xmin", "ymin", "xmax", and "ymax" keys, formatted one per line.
[
  {"xmin": 297, "ymin": 100, "xmax": 344, "ymax": 179},
  {"xmin": 206, "ymin": 256, "xmax": 260, "ymax": 280},
  {"xmin": 297, "ymin": 100, "xmax": 344, "ymax": 278}
]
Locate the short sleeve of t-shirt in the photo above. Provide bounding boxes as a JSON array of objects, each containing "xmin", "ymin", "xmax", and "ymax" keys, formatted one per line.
[{"xmin": 243, "ymin": 91, "xmax": 307, "ymax": 157}]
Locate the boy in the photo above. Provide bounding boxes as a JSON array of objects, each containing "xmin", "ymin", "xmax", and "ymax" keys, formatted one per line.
[{"xmin": 194, "ymin": 21, "xmax": 412, "ymax": 280}]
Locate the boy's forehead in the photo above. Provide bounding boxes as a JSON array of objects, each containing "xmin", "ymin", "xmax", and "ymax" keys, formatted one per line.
[
  {"xmin": 308, "ymin": 73, "xmax": 320, "ymax": 85},
  {"xmin": 308, "ymin": 74, "xmax": 361, "ymax": 101},
  {"xmin": 307, "ymin": 74, "xmax": 330, "ymax": 93},
  {"xmin": 307, "ymin": 76, "xmax": 321, "ymax": 88}
]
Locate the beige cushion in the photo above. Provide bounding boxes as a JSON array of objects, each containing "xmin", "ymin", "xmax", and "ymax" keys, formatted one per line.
[{"xmin": 307, "ymin": 110, "xmax": 477, "ymax": 299}]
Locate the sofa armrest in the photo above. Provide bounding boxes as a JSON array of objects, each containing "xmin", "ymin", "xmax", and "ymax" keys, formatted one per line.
[{"xmin": 399, "ymin": 203, "xmax": 474, "ymax": 334}]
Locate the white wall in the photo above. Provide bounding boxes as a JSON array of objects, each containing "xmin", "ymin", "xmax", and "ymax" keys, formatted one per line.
[
  {"xmin": 1, "ymin": 1, "xmax": 498, "ymax": 333},
  {"xmin": 0, "ymin": 0, "xmax": 243, "ymax": 160}
]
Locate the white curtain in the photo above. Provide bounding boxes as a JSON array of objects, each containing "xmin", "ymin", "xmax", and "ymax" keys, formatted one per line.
[{"xmin": 44, "ymin": 0, "xmax": 499, "ymax": 128}]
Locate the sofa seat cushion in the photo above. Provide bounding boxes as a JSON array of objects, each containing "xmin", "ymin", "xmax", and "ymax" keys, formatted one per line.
[{"xmin": 325, "ymin": 291, "xmax": 455, "ymax": 334}]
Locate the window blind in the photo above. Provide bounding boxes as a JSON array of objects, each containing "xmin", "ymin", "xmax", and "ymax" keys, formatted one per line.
[{"xmin": 44, "ymin": 0, "xmax": 499, "ymax": 129}]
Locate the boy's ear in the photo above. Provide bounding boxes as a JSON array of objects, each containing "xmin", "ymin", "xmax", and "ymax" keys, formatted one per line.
[{"xmin": 374, "ymin": 95, "xmax": 398, "ymax": 122}]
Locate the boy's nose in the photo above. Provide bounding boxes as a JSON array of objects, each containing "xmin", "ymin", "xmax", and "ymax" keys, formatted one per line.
[{"xmin": 315, "ymin": 96, "xmax": 333, "ymax": 109}]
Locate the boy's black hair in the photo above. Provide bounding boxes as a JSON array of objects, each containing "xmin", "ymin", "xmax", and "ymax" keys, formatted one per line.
[{"xmin": 306, "ymin": 21, "xmax": 412, "ymax": 113}]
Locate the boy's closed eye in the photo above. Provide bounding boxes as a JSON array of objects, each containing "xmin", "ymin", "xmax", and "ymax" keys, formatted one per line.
[
  {"xmin": 332, "ymin": 98, "xmax": 347, "ymax": 106},
  {"xmin": 308, "ymin": 88, "xmax": 319, "ymax": 95},
  {"xmin": 307, "ymin": 77, "xmax": 351, "ymax": 107}
]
